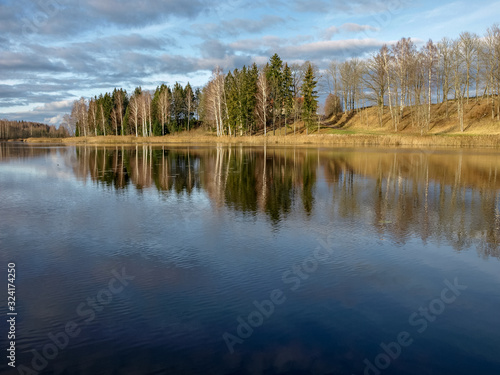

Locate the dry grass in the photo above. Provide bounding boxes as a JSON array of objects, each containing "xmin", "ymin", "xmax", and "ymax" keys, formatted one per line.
[
  {"xmin": 24, "ymin": 132, "xmax": 500, "ymax": 148},
  {"xmin": 324, "ymin": 96, "xmax": 500, "ymax": 136}
]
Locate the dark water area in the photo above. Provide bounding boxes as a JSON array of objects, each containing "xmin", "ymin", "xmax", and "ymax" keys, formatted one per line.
[{"xmin": 0, "ymin": 142, "xmax": 499, "ymax": 375}]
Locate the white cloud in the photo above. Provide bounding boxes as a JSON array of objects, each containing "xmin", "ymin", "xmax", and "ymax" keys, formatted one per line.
[
  {"xmin": 322, "ymin": 26, "xmax": 340, "ymax": 40},
  {"xmin": 34, "ymin": 100, "xmax": 73, "ymax": 112},
  {"xmin": 1, "ymin": 0, "xmax": 496, "ymax": 124},
  {"xmin": 44, "ymin": 113, "xmax": 65, "ymax": 125},
  {"xmin": 342, "ymin": 23, "xmax": 379, "ymax": 33},
  {"xmin": 322, "ymin": 23, "xmax": 379, "ymax": 40},
  {"xmin": 277, "ymin": 38, "xmax": 391, "ymax": 61},
  {"xmin": 229, "ymin": 36, "xmax": 284, "ymax": 53}
]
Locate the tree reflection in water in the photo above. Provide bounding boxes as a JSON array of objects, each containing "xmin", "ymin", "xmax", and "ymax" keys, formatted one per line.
[{"xmin": 1, "ymin": 142, "xmax": 499, "ymax": 258}]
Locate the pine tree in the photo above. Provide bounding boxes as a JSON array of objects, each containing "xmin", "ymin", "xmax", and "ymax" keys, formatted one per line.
[
  {"xmin": 245, "ymin": 63, "xmax": 259, "ymax": 135},
  {"xmin": 225, "ymin": 71, "xmax": 239, "ymax": 136},
  {"xmin": 301, "ymin": 63, "xmax": 318, "ymax": 135},
  {"xmin": 172, "ymin": 82, "xmax": 186, "ymax": 131},
  {"xmin": 282, "ymin": 63, "xmax": 294, "ymax": 136},
  {"xmin": 267, "ymin": 53, "xmax": 283, "ymax": 135}
]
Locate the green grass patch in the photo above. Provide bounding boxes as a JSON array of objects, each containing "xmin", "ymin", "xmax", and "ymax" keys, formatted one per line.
[
  {"xmin": 328, "ymin": 129, "xmax": 385, "ymax": 136},
  {"xmin": 328, "ymin": 129, "xmax": 359, "ymax": 135}
]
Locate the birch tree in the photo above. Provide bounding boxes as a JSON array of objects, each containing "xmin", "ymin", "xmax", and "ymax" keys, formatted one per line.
[
  {"xmin": 144, "ymin": 91, "xmax": 152, "ymax": 137},
  {"xmin": 185, "ymin": 83, "xmax": 194, "ymax": 132},
  {"xmin": 423, "ymin": 39, "xmax": 437, "ymax": 129},
  {"xmin": 111, "ymin": 108, "xmax": 118, "ymax": 136},
  {"xmin": 72, "ymin": 97, "xmax": 88, "ymax": 137},
  {"xmin": 207, "ymin": 67, "xmax": 226, "ymax": 136},
  {"xmin": 392, "ymin": 38, "xmax": 416, "ymax": 119},
  {"xmin": 129, "ymin": 95, "xmax": 139, "ymax": 137},
  {"xmin": 88, "ymin": 98, "xmax": 98, "ymax": 136},
  {"xmin": 326, "ymin": 60, "xmax": 340, "ymax": 97},
  {"xmin": 256, "ymin": 67, "xmax": 269, "ymax": 136},
  {"xmin": 364, "ymin": 49, "xmax": 387, "ymax": 127},
  {"xmin": 100, "ymin": 102, "xmax": 106, "ymax": 136},
  {"xmin": 113, "ymin": 89, "xmax": 126, "ymax": 135},
  {"xmin": 158, "ymin": 85, "xmax": 171, "ymax": 135},
  {"xmin": 484, "ymin": 25, "xmax": 500, "ymax": 120},
  {"xmin": 458, "ymin": 32, "xmax": 478, "ymax": 103},
  {"xmin": 452, "ymin": 40, "xmax": 466, "ymax": 132},
  {"xmin": 438, "ymin": 38, "xmax": 453, "ymax": 118}
]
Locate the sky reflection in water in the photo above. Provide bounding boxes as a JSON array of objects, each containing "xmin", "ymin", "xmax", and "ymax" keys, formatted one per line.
[{"xmin": 0, "ymin": 143, "xmax": 499, "ymax": 375}]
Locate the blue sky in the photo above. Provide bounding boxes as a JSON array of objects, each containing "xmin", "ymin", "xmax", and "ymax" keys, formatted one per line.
[{"xmin": 0, "ymin": 0, "xmax": 498, "ymax": 125}]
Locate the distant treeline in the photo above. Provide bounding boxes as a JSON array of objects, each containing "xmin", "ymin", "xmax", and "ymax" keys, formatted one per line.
[
  {"xmin": 0, "ymin": 119, "xmax": 69, "ymax": 140},
  {"xmin": 66, "ymin": 24, "xmax": 500, "ymax": 137}
]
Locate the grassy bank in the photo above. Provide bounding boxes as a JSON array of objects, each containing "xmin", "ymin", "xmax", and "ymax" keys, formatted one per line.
[
  {"xmin": 323, "ymin": 96, "xmax": 500, "ymax": 136},
  {"xmin": 23, "ymin": 132, "xmax": 500, "ymax": 148}
]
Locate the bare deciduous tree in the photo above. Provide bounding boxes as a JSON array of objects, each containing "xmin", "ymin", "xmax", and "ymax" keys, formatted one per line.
[
  {"xmin": 452, "ymin": 40, "xmax": 467, "ymax": 132},
  {"xmin": 186, "ymin": 84, "xmax": 194, "ymax": 132},
  {"xmin": 100, "ymin": 103, "xmax": 106, "ymax": 136},
  {"xmin": 129, "ymin": 96, "xmax": 139, "ymax": 137},
  {"xmin": 111, "ymin": 108, "xmax": 118, "ymax": 136},
  {"xmin": 424, "ymin": 39, "xmax": 437, "ymax": 129},
  {"xmin": 438, "ymin": 38, "xmax": 453, "ymax": 118},
  {"xmin": 158, "ymin": 86, "xmax": 170, "ymax": 135},
  {"xmin": 458, "ymin": 31, "xmax": 478, "ymax": 103},
  {"xmin": 364, "ymin": 50, "xmax": 387, "ymax": 126},
  {"xmin": 88, "ymin": 98, "xmax": 98, "ymax": 136},
  {"xmin": 256, "ymin": 68, "xmax": 269, "ymax": 136}
]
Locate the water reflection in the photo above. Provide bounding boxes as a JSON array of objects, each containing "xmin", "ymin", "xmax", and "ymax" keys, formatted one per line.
[
  {"xmin": 2, "ymin": 142, "xmax": 500, "ymax": 375},
  {"xmin": 1, "ymin": 142, "xmax": 499, "ymax": 257}
]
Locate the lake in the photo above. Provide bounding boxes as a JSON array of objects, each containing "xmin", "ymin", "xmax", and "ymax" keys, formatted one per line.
[{"xmin": 1, "ymin": 142, "xmax": 499, "ymax": 375}]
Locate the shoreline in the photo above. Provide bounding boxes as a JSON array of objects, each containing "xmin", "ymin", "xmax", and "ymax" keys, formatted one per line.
[{"xmin": 20, "ymin": 133, "xmax": 500, "ymax": 148}]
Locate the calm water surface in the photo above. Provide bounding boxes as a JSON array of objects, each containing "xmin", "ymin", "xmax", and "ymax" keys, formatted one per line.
[{"xmin": 0, "ymin": 142, "xmax": 499, "ymax": 375}]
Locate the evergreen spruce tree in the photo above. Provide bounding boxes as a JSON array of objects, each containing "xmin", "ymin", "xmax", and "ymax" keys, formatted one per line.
[
  {"xmin": 301, "ymin": 63, "xmax": 318, "ymax": 135},
  {"xmin": 172, "ymin": 82, "xmax": 186, "ymax": 131},
  {"xmin": 267, "ymin": 53, "xmax": 283, "ymax": 135},
  {"xmin": 245, "ymin": 63, "xmax": 259, "ymax": 135},
  {"xmin": 225, "ymin": 71, "xmax": 239, "ymax": 136}
]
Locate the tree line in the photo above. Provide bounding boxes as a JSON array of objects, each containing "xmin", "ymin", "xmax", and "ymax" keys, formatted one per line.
[
  {"xmin": 0, "ymin": 119, "xmax": 69, "ymax": 140},
  {"xmin": 67, "ymin": 54, "xmax": 319, "ymax": 137},
  {"xmin": 68, "ymin": 83, "xmax": 200, "ymax": 137},
  {"xmin": 67, "ymin": 24, "xmax": 499, "ymax": 137},
  {"xmin": 200, "ymin": 55, "xmax": 319, "ymax": 136},
  {"xmin": 325, "ymin": 24, "xmax": 500, "ymax": 132}
]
